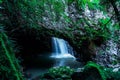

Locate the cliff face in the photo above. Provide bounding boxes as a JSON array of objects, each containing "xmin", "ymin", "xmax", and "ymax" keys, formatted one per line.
[
  {"xmin": 1, "ymin": 0, "xmax": 120, "ymax": 65},
  {"xmin": 1, "ymin": 0, "xmax": 120, "ymax": 80}
]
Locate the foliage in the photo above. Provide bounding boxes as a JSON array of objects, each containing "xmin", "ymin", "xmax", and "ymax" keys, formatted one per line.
[
  {"xmin": 105, "ymin": 68, "xmax": 120, "ymax": 80},
  {"xmin": 83, "ymin": 61, "xmax": 120, "ymax": 80},
  {"xmin": 39, "ymin": 62, "xmax": 120, "ymax": 80},
  {"xmin": 41, "ymin": 66, "xmax": 74, "ymax": 79},
  {"xmin": 77, "ymin": 0, "xmax": 100, "ymax": 9},
  {"xmin": 0, "ymin": 32, "xmax": 24, "ymax": 80},
  {"xmin": 0, "ymin": 0, "xmax": 120, "ymax": 79},
  {"xmin": 83, "ymin": 61, "xmax": 106, "ymax": 80},
  {"xmin": 1, "ymin": 0, "xmax": 120, "ymax": 46}
]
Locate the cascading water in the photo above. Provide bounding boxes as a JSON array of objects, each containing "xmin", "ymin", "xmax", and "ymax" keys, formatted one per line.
[
  {"xmin": 50, "ymin": 37, "xmax": 82, "ymax": 67},
  {"xmin": 51, "ymin": 37, "xmax": 75, "ymax": 58},
  {"xmin": 25, "ymin": 37, "xmax": 81, "ymax": 79}
]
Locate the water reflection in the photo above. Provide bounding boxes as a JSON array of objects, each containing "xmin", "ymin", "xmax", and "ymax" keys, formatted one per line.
[{"xmin": 25, "ymin": 55, "xmax": 81, "ymax": 79}]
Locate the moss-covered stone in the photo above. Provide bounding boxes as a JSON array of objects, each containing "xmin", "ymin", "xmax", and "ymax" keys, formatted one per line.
[
  {"xmin": 41, "ymin": 66, "xmax": 74, "ymax": 80},
  {"xmin": 83, "ymin": 61, "xmax": 106, "ymax": 80}
]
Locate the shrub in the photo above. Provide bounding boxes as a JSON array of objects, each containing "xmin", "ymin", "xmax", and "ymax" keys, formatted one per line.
[{"xmin": 41, "ymin": 66, "xmax": 74, "ymax": 80}]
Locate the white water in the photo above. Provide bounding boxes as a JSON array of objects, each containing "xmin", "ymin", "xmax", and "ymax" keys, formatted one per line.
[
  {"xmin": 25, "ymin": 37, "xmax": 81, "ymax": 79},
  {"xmin": 51, "ymin": 37, "xmax": 75, "ymax": 58}
]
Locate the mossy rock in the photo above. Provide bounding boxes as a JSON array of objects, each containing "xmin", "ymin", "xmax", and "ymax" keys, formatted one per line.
[
  {"xmin": 83, "ymin": 61, "xmax": 106, "ymax": 80},
  {"xmin": 41, "ymin": 66, "xmax": 74, "ymax": 80},
  {"xmin": 71, "ymin": 61, "xmax": 106, "ymax": 80}
]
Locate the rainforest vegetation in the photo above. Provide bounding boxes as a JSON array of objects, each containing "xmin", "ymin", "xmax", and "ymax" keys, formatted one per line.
[{"xmin": 0, "ymin": 0, "xmax": 120, "ymax": 80}]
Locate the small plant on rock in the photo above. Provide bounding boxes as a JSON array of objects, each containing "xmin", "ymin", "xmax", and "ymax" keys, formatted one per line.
[{"xmin": 41, "ymin": 66, "xmax": 74, "ymax": 80}]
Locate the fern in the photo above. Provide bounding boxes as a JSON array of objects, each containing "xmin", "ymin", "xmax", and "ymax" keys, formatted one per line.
[{"xmin": 0, "ymin": 33, "xmax": 24, "ymax": 80}]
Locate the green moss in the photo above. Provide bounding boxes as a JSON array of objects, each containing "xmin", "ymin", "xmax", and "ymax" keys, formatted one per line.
[
  {"xmin": 105, "ymin": 68, "xmax": 120, "ymax": 80},
  {"xmin": 84, "ymin": 61, "xmax": 106, "ymax": 80},
  {"xmin": 36, "ymin": 62, "xmax": 120, "ymax": 80},
  {"xmin": 41, "ymin": 66, "xmax": 74, "ymax": 79},
  {"xmin": 83, "ymin": 61, "xmax": 120, "ymax": 80}
]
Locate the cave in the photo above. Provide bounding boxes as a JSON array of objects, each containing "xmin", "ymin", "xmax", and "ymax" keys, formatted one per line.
[{"xmin": 12, "ymin": 30, "xmax": 52, "ymax": 68}]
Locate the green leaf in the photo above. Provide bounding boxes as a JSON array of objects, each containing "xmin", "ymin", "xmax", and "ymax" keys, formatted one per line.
[{"xmin": 92, "ymin": 0, "xmax": 100, "ymax": 4}]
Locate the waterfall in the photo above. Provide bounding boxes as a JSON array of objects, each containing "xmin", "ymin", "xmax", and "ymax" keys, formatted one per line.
[{"xmin": 51, "ymin": 37, "xmax": 75, "ymax": 58}]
